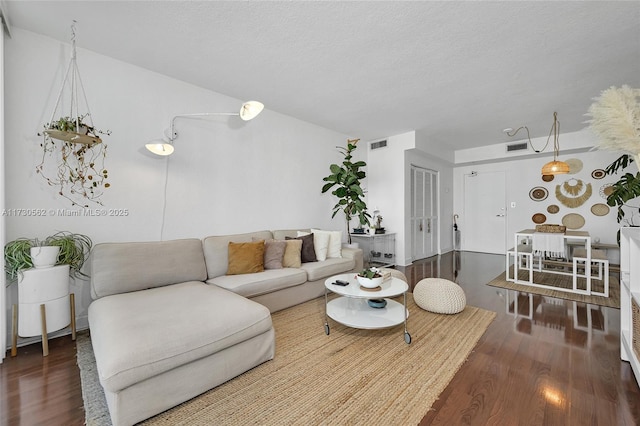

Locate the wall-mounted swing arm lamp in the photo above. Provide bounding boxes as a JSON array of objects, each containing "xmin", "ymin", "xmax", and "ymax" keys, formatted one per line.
[{"xmin": 145, "ymin": 100, "xmax": 264, "ymax": 156}]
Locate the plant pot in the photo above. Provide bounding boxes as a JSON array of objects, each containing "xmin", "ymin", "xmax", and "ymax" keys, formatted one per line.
[
  {"xmin": 357, "ymin": 274, "xmax": 383, "ymax": 289},
  {"xmin": 30, "ymin": 246, "xmax": 60, "ymax": 268}
]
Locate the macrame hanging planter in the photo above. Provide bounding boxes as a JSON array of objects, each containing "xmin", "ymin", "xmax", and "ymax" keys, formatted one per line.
[{"xmin": 36, "ymin": 22, "xmax": 111, "ymax": 207}]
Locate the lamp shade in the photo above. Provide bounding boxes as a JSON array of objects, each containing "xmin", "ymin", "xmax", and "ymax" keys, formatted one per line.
[
  {"xmin": 145, "ymin": 142, "xmax": 175, "ymax": 156},
  {"xmin": 541, "ymin": 160, "xmax": 570, "ymax": 175},
  {"xmin": 239, "ymin": 101, "xmax": 264, "ymax": 121}
]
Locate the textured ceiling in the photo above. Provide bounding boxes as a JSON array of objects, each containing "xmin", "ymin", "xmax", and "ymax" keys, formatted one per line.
[{"xmin": 4, "ymin": 1, "xmax": 640, "ymax": 152}]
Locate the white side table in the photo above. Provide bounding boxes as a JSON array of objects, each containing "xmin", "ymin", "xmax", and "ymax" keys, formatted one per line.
[
  {"xmin": 324, "ymin": 273, "xmax": 411, "ymax": 344},
  {"xmin": 11, "ymin": 264, "xmax": 76, "ymax": 356}
]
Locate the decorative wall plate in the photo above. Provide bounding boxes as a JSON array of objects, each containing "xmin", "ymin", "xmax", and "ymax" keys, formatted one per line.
[
  {"xmin": 542, "ymin": 174, "xmax": 554, "ymax": 182},
  {"xmin": 591, "ymin": 203, "xmax": 610, "ymax": 216},
  {"xmin": 532, "ymin": 213, "xmax": 547, "ymax": 224},
  {"xmin": 599, "ymin": 183, "xmax": 614, "ymax": 199},
  {"xmin": 562, "ymin": 213, "xmax": 585, "ymax": 230},
  {"xmin": 547, "ymin": 204, "xmax": 559, "ymax": 214},
  {"xmin": 529, "ymin": 186, "xmax": 549, "ymax": 201},
  {"xmin": 566, "ymin": 158, "xmax": 583, "ymax": 174},
  {"xmin": 591, "ymin": 169, "xmax": 606, "ymax": 179}
]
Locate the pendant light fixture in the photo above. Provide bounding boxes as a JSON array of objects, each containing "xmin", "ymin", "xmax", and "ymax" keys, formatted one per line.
[
  {"xmin": 145, "ymin": 101, "xmax": 264, "ymax": 156},
  {"xmin": 541, "ymin": 112, "xmax": 570, "ymax": 175}
]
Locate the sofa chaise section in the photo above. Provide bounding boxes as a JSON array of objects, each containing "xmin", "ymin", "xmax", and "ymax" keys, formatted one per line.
[{"xmin": 88, "ymin": 239, "xmax": 275, "ymax": 426}]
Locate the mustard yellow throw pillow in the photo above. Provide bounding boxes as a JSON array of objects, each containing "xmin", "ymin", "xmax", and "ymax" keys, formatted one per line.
[{"xmin": 227, "ymin": 240, "xmax": 265, "ymax": 275}]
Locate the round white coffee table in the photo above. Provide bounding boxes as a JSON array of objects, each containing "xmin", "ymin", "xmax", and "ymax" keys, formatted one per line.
[{"xmin": 324, "ymin": 273, "xmax": 411, "ymax": 344}]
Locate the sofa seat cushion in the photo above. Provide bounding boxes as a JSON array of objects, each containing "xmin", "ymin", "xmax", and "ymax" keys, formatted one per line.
[
  {"xmin": 88, "ymin": 281, "xmax": 273, "ymax": 393},
  {"xmin": 207, "ymin": 268, "xmax": 307, "ymax": 298},
  {"xmin": 301, "ymin": 257, "xmax": 356, "ymax": 281}
]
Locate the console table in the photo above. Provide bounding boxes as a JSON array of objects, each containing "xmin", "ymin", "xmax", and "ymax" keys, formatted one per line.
[{"xmin": 350, "ymin": 232, "xmax": 396, "ymax": 267}]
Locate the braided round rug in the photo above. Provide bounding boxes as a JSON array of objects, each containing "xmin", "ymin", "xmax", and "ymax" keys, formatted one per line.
[{"xmin": 78, "ymin": 295, "xmax": 495, "ymax": 426}]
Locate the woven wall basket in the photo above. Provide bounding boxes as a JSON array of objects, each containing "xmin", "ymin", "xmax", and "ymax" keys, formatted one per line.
[
  {"xmin": 591, "ymin": 203, "xmax": 610, "ymax": 216},
  {"xmin": 562, "ymin": 213, "xmax": 586, "ymax": 230}
]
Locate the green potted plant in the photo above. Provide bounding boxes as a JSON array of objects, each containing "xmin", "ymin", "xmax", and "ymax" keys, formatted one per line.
[
  {"xmin": 321, "ymin": 138, "xmax": 371, "ymax": 244},
  {"xmin": 4, "ymin": 231, "xmax": 93, "ymax": 282},
  {"xmin": 356, "ymin": 267, "xmax": 383, "ymax": 289}
]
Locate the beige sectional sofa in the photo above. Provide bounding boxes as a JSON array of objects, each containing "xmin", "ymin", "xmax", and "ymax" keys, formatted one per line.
[{"xmin": 88, "ymin": 229, "xmax": 363, "ymax": 425}]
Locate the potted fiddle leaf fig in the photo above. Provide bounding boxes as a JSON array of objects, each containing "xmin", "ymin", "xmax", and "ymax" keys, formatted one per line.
[{"xmin": 321, "ymin": 138, "xmax": 371, "ymax": 244}]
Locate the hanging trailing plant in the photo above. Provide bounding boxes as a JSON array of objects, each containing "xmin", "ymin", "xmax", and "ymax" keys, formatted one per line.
[
  {"xmin": 37, "ymin": 22, "xmax": 111, "ymax": 207},
  {"xmin": 37, "ymin": 114, "xmax": 110, "ymax": 207}
]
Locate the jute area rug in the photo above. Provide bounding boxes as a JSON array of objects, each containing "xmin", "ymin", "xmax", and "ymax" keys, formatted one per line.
[
  {"xmin": 487, "ymin": 267, "xmax": 619, "ymax": 309},
  {"xmin": 78, "ymin": 295, "xmax": 495, "ymax": 426}
]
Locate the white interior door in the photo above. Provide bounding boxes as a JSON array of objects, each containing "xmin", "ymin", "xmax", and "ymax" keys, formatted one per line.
[
  {"xmin": 411, "ymin": 166, "xmax": 438, "ymax": 261},
  {"xmin": 462, "ymin": 171, "xmax": 506, "ymax": 254}
]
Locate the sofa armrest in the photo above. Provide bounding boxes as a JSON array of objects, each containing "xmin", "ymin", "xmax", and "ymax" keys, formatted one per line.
[{"xmin": 341, "ymin": 247, "xmax": 363, "ymax": 272}]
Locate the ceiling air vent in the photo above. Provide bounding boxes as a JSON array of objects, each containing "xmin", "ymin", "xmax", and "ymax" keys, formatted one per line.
[
  {"xmin": 370, "ymin": 140, "xmax": 387, "ymax": 150},
  {"xmin": 506, "ymin": 142, "xmax": 528, "ymax": 153}
]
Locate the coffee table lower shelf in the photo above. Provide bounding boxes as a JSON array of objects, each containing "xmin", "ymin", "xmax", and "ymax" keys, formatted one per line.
[{"xmin": 324, "ymin": 297, "xmax": 411, "ymax": 344}]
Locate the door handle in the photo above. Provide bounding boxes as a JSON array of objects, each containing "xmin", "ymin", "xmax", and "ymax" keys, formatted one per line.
[
  {"xmin": 419, "ymin": 221, "xmax": 423, "ymax": 232},
  {"xmin": 427, "ymin": 218, "xmax": 431, "ymax": 233},
  {"xmin": 496, "ymin": 214, "xmax": 505, "ymax": 217}
]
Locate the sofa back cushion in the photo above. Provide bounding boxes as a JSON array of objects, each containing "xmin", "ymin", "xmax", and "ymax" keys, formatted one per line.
[
  {"xmin": 272, "ymin": 229, "xmax": 311, "ymax": 240},
  {"xmin": 91, "ymin": 239, "xmax": 207, "ymax": 299},
  {"xmin": 203, "ymin": 231, "xmax": 273, "ymax": 278}
]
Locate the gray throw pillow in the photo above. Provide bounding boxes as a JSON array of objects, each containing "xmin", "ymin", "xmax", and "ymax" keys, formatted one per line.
[
  {"xmin": 264, "ymin": 239, "xmax": 286, "ymax": 269},
  {"xmin": 286, "ymin": 234, "xmax": 317, "ymax": 263}
]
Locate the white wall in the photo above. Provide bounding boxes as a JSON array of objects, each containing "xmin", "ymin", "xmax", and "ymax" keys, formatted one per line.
[
  {"xmin": 455, "ymin": 127, "xmax": 599, "ymax": 165},
  {"xmin": 366, "ymin": 131, "xmax": 456, "ymax": 266},
  {"xmin": 4, "ymin": 29, "xmax": 350, "ymax": 347},
  {"xmin": 366, "ymin": 132, "xmax": 415, "ymax": 265},
  {"xmin": 453, "ymin": 147, "xmax": 624, "ymax": 257},
  {"xmin": 1, "ymin": 26, "xmax": 6, "ymax": 361}
]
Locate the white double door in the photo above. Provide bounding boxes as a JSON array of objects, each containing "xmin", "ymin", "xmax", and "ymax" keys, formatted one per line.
[
  {"xmin": 462, "ymin": 171, "xmax": 506, "ymax": 254},
  {"xmin": 411, "ymin": 166, "xmax": 438, "ymax": 261}
]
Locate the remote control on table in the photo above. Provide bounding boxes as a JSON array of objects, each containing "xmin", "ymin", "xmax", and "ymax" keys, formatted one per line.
[{"xmin": 332, "ymin": 280, "xmax": 349, "ymax": 286}]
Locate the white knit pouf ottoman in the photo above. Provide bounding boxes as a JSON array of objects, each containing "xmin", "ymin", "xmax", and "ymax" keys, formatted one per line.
[{"xmin": 413, "ymin": 278, "xmax": 466, "ymax": 314}]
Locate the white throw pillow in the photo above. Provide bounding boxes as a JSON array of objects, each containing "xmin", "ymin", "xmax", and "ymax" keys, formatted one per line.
[
  {"xmin": 298, "ymin": 230, "xmax": 330, "ymax": 261},
  {"xmin": 311, "ymin": 229, "xmax": 342, "ymax": 258}
]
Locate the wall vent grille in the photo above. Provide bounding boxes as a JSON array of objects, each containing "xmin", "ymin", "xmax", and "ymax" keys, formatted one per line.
[
  {"xmin": 506, "ymin": 142, "xmax": 528, "ymax": 152},
  {"xmin": 371, "ymin": 140, "xmax": 387, "ymax": 150}
]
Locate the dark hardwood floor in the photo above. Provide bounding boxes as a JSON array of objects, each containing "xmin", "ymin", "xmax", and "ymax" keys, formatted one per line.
[{"xmin": 1, "ymin": 251, "xmax": 639, "ymax": 425}]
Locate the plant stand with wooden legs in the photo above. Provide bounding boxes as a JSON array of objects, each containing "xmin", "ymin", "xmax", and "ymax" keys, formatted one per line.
[{"xmin": 10, "ymin": 265, "xmax": 76, "ymax": 357}]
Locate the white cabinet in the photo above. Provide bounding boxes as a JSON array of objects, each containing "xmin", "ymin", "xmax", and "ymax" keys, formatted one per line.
[
  {"xmin": 620, "ymin": 227, "xmax": 640, "ymax": 386},
  {"xmin": 350, "ymin": 233, "xmax": 396, "ymax": 267}
]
